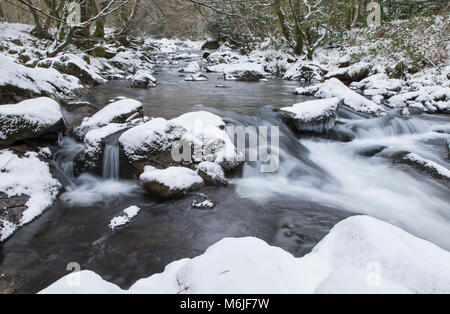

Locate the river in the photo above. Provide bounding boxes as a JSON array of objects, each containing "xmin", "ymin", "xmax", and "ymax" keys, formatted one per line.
[{"xmin": 0, "ymin": 52, "xmax": 448, "ymax": 293}]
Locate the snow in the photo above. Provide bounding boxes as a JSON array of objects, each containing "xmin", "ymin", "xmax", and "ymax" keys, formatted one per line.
[
  {"xmin": 208, "ymin": 62, "xmax": 265, "ymax": 75},
  {"xmin": 185, "ymin": 73, "xmax": 208, "ymax": 81},
  {"xmin": 119, "ymin": 118, "xmax": 174, "ymax": 161},
  {"xmin": 0, "ymin": 97, "xmax": 64, "ymax": 126},
  {"xmin": 0, "ymin": 55, "xmax": 82, "ymax": 100},
  {"xmin": 281, "ymin": 98, "xmax": 340, "ymax": 121},
  {"xmin": 0, "ymin": 219, "xmax": 16, "ymax": 242},
  {"xmin": 109, "ymin": 205, "xmax": 141, "ymax": 230},
  {"xmin": 402, "ymin": 153, "xmax": 450, "ymax": 179},
  {"xmin": 387, "ymin": 86, "xmax": 450, "ymax": 111},
  {"xmin": 0, "ymin": 150, "xmax": 61, "ymax": 241},
  {"xmin": 120, "ymin": 111, "xmax": 240, "ymax": 165},
  {"xmin": 295, "ymin": 78, "xmax": 385, "ymax": 116},
  {"xmin": 130, "ymin": 70, "xmax": 156, "ymax": 87},
  {"xmin": 140, "ymin": 166, "xmax": 203, "ymax": 190},
  {"xmin": 351, "ymin": 73, "xmax": 403, "ymax": 92},
  {"xmin": 169, "ymin": 111, "xmax": 239, "ymax": 164},
  {"xmin": 191, "ymin": 199, "xmax": 215, "ymax": 209},
  {"xmin": 40, "ymin": 53, "xmax": 106, "ymax": 85},
  {"xmin": 324, "ymin": 62, "xmax": 371, "ymax": 80},
  {"xmin": 196, "ymin": 161, "xmax": 225, "ymax": 182},
  {"xmin": 180, "ymin": 61, "xmax": 201, "ymax": 73},
  {"xmin": 40, "ymin": 215, "xmax": 450, "ymax": 294},
  {"xmin": 78, "ymin": 99, "xmax": 142, "ymax": 135}
]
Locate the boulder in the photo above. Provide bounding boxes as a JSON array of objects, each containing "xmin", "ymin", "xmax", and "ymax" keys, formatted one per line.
[
  {"xmin": 90, "ymin": 46, "xmax": 117, "ymax": 59},
  {"xmin": 280, "ymin": 98, "xmax": 341, "ymax": 134},
  {"xmin": 324, "ymin": 62, "xmax": 371, "ymax": 83},
  {"xmin": 38, "ymin": 54, "xmax": 106, "ymax": 86},
  {"xmin": 202, "ymin": 51, "xmax": 212, "ymax": 59},
  {"xmin": 0, "ymin": 55, "xmax": 82, "ymax": 103},
  {"xmin": 0, "ymin": 97, "xmax": 66, "ymax": 147},
  {"xmin": 185, "ymin": 73, "xmax": 208, "ymax": 81},
  {"xmin": 294, "ymin": 78, "xmax": 385, "ymax": 116},
  {"xmin": 283, "ymin": 61, "xmax": 324, "ymax": 82},
  {"xmin": 191, "ymin": 193, "xmax": 217, "ymax": 209},
  {"xmin": 119, "ymin": 112, "xmax": 242, "ymax": 179},
  {"xmin": 179, "ymin": 61, "xmax": 201, "ymax": 74},
  {"xmin": 140, "ymin": 166, "xmax": 205, "ymax": 199},
  {"xmin": 130, "ymin": 70, "xmax": 157, "ymax": 88},
  {"xmin": 201, "ymin": 40, "xmax": 220, "ymax": 50},
  {"xmin": 234, "ymin": 70, "xmax": 265, "ymax": 82},
  {"xmin": 393, "ymin": 152, "xmax": 450, "ymax": 181}
]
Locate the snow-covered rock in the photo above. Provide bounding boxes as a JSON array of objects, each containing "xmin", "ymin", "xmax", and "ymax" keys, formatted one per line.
[
  {"xmin": 386, "ymin": 86, "xmax": 450, "ymax": 113},
  {"xmin": 40, "ymin": 215, "xmax": 450, "ymax": 294},
  {"xmin": 0, "ymin": 97, "xmax": 65, "ymax": 147},
  {"xmin": 74, "ymin": 99, "xmax": 144, "ymax": 138},
  {"xmin": 395, "ymin": 153, "xmax": 450, "ymax": 181},
  {"xmin": 0, "ymin": 55, "xmax": 82, "ymax": 103},
  {"xmin": 0, "ymin": 150, "xmax": 61, "ymax": 241},
  {"xmin": 108, "ymin": 50, "xmax": 154, "ymax": 75},
  {"xmin": 295, "ymin": 78, "xmax": 385, "ymax": 116},
  {"xmin": 191, "ymin": 193, "xmax": 216, "ymax": 209},
  {"xmin": 208, "ymin": 62, "xmax": 267, "ymax": 81},
  {"xmin": 324, "ymin": 62, "xmax": 372, "ymax": 83},
  {"xmin": 184, "ymin": 73, "xmax": 208, "ymax": 81},
  {"xmin": 280, "ymin": 98, "xmax": 341, "ymax": 134},
  {"xmin": 119, "ymin": 112, "xmax": 242, "ymax": 179},
  {"xmin": 109, "ymin": 205, "xmax": 141, "ymax": 230},
  {"xmin": 283, "ymin": 60, "xmax": 325, "ymax": 82},
  {"xmin": 130, "ymin": 70, "xmax": 156, "ymax": 88},
  {"xmin": 351, "ymin": 73, "xmax": 404, "ymax": 92},
  {"xmin": 179, "ymin": 61, "xmax": 201, "ymax": 74},
  {"xmin": 196, "ymin": 161, "xmax": 227, "ymax": 186},
  {"xmin": 37, "ymin": 54, "xmax": 106, "ymax": 85},
  {"xmin": 140, "ymin": 166, "xmax": 204, "ymax": 199},
  {"xmin": 205, "ymin": 50, "xmax": 240, "ymax": 66}
]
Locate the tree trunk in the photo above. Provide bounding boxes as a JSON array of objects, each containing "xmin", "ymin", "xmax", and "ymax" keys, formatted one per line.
[
  {"xmin": 92, "ymin": 0, "xmax": 106, "ymax": 39},
  {"xmin": 273, "ymin": 0, "xmax": 292, "ymax": 44},
  {"xmin": 16, "ymin": 0, "xmax": 22, "ymax": 23},
  {"xmin": 0, "ymin": 2, "xmax": 4, "ymax": 20},
  {"xmin": 351, "ymin": 0, "xmax": 361, "ymax": 28}
]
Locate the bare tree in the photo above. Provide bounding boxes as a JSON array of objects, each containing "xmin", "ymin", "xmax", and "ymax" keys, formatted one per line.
[{"xmin": 10, "ymin": 0, "xmax": 133, "ymax": 56}]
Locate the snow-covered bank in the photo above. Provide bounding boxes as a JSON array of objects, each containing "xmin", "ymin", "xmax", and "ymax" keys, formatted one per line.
[
  {"xmin": 40, "ymin": 215, "xmax": 450, "ymax": 294},
  {"xmin": 0, "ymin": 23, "xmax": 156, "ymax": 103},
  {"xmin": 0, "ymin": 150, "xmax": 62, "ymax": 241}
]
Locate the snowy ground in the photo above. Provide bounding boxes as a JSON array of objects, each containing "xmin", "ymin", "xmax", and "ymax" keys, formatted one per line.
[
  {"xmin": 39, "ymin": 215, "xmax": 450, "ymax": 294},
  {"xmin": 0, "ymin": 150, "xmax": 62, "ymax": 241}
]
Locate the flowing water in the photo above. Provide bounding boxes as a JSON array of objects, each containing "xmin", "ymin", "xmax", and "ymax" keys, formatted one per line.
[
  {"xmin": 0, "ymin": 53, "xmax": 449, "ymax": 293},
  {"xmin": 102, "ymin": 135, "xmax": 121, "ymax": 180}
]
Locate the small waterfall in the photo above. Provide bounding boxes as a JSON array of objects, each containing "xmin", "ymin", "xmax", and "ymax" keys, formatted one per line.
[
  {"xmin": 102, "ymin": 135, "xmax": 120, "ymax": 180},
  {"xmin": 54, "ymin": 137, "xmax": 85, "ymax": 186}
]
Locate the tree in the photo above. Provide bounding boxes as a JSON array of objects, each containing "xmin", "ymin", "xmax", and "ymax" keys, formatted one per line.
[
  {"xmin": 272, "ymin": 0, "xmax": 339, "ymax": 59},
  {"xmin": 11, "ymin": 0, "xmax": 133, "ymax": 56}
]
